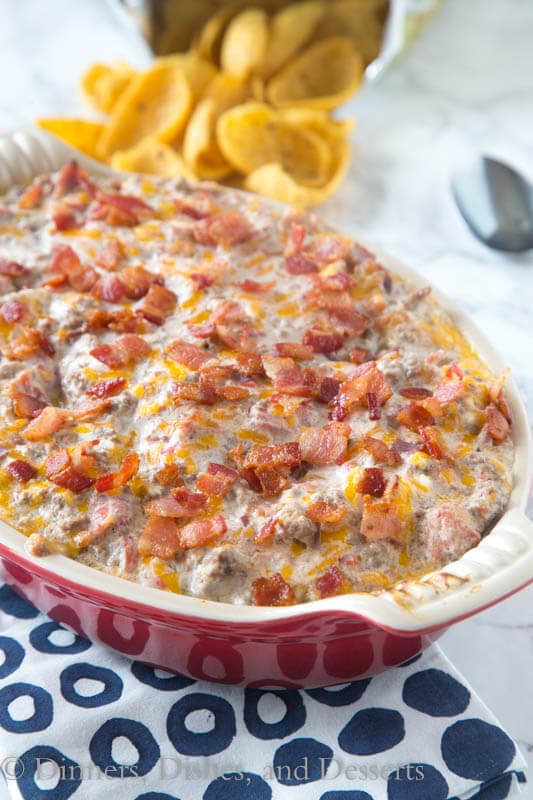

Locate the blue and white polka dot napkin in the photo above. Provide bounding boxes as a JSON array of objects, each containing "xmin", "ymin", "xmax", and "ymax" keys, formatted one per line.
[{"xmin": 0, "ymin": 581, "xmax": 527, "ymax": 800}]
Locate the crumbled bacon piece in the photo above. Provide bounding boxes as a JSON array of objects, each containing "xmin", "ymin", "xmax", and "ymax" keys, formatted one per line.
[
  {"xmin": 433, "ymin": 380, "xmax": 464, "ymax": 405},
  {"xmin": 22, "ymin": 399, "xmax": 109, "ymax": 441},
  {"xmin": 236, "ymin": 279, "xmax": 274, "ymax": 293},
  {"xmin": 21, "ymin": 407, "xmax": 69, "ymax": 441},
  {"xmin": 96, "ymin": 452, "xmax": 139, "ymax": 493},
  {"xmin": 9, "ymin": 367, "xmax": 50, "ymax": 419},
  {"xmin": 299, "ymin": 421, "xmax": 351, "ymax": 465},
  {"xmin": 424, "ymin": 504, "xmax": 480, "ymax": 563},
  {"xmin": 141, "ymin": 284, "xmax": 177, "ymax": 324},
  {"xmin": 263, "ymin": 356, "xmax": 317, "ymax": 397},
  {"xmin": 420, "ymin": 426, "xmax": 445, "ymax": 459},
  {"xmin": 174, "ymin": 191, "xmax": 215, "ymax": 219},
  {"xmin": 273, "ymin": 342, "xmax": 314, "ymax": 360},
  {"xmin": 193, "ymin": 210, "xmax": 256, "ymax": 246},
  {"xmin": 84, "ymin": 308, "xmax": 143, "ymax": 334},
  {"xmin": 172, "ymin": 487, "xmax": 210, "ymax": 511},
  {"xmin": 236, "ymin": 351, "xmax": 264, "ymax": 377},
  {"xmin": 216, "ymin": 383, "xmax": 250, "ymax": 401},
  {"xmin": 53, "ymin": 209, "xmax": 78, "ymax": 231},
  {"xmin": 45, "ymin": 449, "xmax": 70, "ymax": 475},
  {"xmin": 72, "ymin": 398, "xmax": 112, "ymax": 421},
  {"xmin": 305, "ymin": 234, "xmax": 350, "ymax": 266},
  {"xmin": 285, "ymin": 233, "xmax": 349, "ymax": 275},
  {"xmin": 285, "ymin": 253, "xmax": 318, "ymax": 274},
  {"xmin": 284, "ymin": 222, "xmax": 306, "ymax": 257},
  {"xmin": 306, "ymin": 501, "xmax": 347, "ymax": 524},
  {"xmin": 4, "ymin": 327, "xmax": 54, "ymax": 360},
  {"xmin": 174, "ymin": 367, "xmax": 249, "ymax": 404},
  {"xmin": 139, "ymin": 516, "xmax": 179, "ymax": 560},
  {"xmin": 45, "ymin": 448, "xmax": 94, "ymax": 493},
  {"xmin": 87, "ymin": 377, "xmax": 127, "ymax": 399},
  {"xmin": 50, "ymin": 244, "xmax": 98, "ymax": 292},
  {"xmin": 18, "ymin": 181, "xmax": 44, "ymax": 209},
  {"xmin": 252, "ymin": 573, "xmax": 295, "ymax": 606},
  {"xmin": 399, "ymin": 387, "xmax": 433, "ymax": 399},
  {"xmin": 10, "ymin": 388, "xmax": 45, "ymax": 419},
  {"xmin": 255, "ymin": 517, "xmax": 278, "ymax": 542},
  {"xmin": 330, "ymin": 362, "xmax": 392, "ymax": 421},
  {"xmin": 361, "ymin": 500, "xmax": 403, "ymax": 541},
  {"xmin": 489, "ymin": 369, "xmax": 512, "ymax": 422},
  {"xmin": 50, "ymin": 244, "xmax": 79, "ymax": 275},
  {"xmin": 186, "ymin": 300, "xmax": 255, "ymax": 352},
  {"xmin": 1, "ymin": 300, "xmax": 26, "ymax": 323},
  {"xmin": 349, "ymin": 347, "xmax": 373, "ymax": 365},
  {"xmin": 173, "ymin": 381, "xmax": 214, "ymax": 404},
  {"xmin": 396, "ymin": 402, "xmax": 435, "ymax": 432},
  {"xmin": 190, "ymin": 273, "xmax": 213, "ymax": 290},
  {"xmin": 243, "ymin": 443, "xmax": 301, "ymax": 470},
  {"xmin": 362, "ymin": 435, "xmax": 401, "ymax": 466},
  {"xmin": 486, "ymin": 404, "xmax": 511, "ymax": 443},
  {"xmin": 91, "ymin": 274, "xmax": 127, "ymax": 303},
  {"xmin": 302, "ymin": 326, "xmax": 345, "ymax": 354},
  {"xmin": 154, "ymin": 464, "xmax": 184, "ymax": 487},
  {"xmin": 315, "ymin": 377, "xmax": 341, "ymax": 404},
  {"xmin": 0, "ymin": 259, "xmax": 29, "ymax": 277},
  {"xmin": 90, "ymin": 335, "xmax": 151, "ymax": 368},
  {"xmin": 144, "ymin": 491, "xmax": 207, "ymax": 518},
  {"xmin": 304, "ymin": 286, "xmax": 353, "ymax": 314},
  {"xmin": 249, "ymin": 468, "xmax": 288, "ymax": 497},
  {"xmin": 95, "ymin": 238, "xmax": 124, "ymax": 271},
  {"xmin": 309, "ymin": 272, "xmax": 355, "ymax": 292},
  {"xmin": 270, "ymin": 366, "xmax": 317, "ymax": 397},
  {"xmin": 235, "ymin": 442, "xmax": 300, "ymax": 498},
  {"xmin": 329, "ymin": 307, "xmax": 369, "ymax": 337},
  {"xmin": 42, "ymin": 274, "xmax": 68, "ymax": 290},
  {"xmin": 417, "ymin": 395, "xmax": 444, "ymax": 418},
  {"xmin": 89, "ymin": 192, "xmax": 154, "ymax": 227},
  {"xmin": 215, "ymin": 321, "xmax": 255, "ymax": 352},
  {"xmin": 7, "ymin": 459, "xmax": 37, "ymax": 483},
  {"xmin": 366, "ymin": 391, "xmax": 381, "ymax": 421},
  {"xmin": 76, "ymin": 497, "xmax": 130, "ymax": 549},
  {"xmin": 54, "ymin": 161, "xmax": 94, "ymax": 197},
  {"xmin": 166, "ymin": 340, "xmax": 212, "ymax": 370},
  {"xmin": 446, "ymin": 363, "xmax": 463, "ymax": 380},
  {"xmin": 92, "ymin": 453, "xmax": 134, "ymax": 494},
  {"xmin": 187, "ymin": 320, "xmax": 217, "ymax": 339},
  {"xmin": 89, "ymin": 345, "xmax": 124, "ymax": 370},
  {"xmin": 121, "ymin": 266, "xmax": 162, "ymax": 299},
  {"xmin": 119, "ymin": 535, "xmax": 139, "ymax": 572},
  {"xmin": 196, "ymin": 463, "xmax": 239, "ymax": 498},
  {"xmin": 358, "ymin": 467, "xmax": 386, "ymax": 498},
  {"xmin": 316, "ymin": 565, "xmax": 347, "ymax": 598},
  {"xmin": 70, "ymin": 440, "xmax": 99, "ymax": 475},
  {"xmin": 178, "ymin": 514, "xmax": 227, "ymax": 549}
]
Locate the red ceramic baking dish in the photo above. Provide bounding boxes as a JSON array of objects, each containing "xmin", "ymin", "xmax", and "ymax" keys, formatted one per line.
[{"xmin": 0, "ymin": 129, "xmax": 532, "ymax": 688}]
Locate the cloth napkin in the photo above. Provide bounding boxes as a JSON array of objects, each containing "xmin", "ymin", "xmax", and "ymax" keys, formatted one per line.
[{"xmin": 0, "ymin": 582, "xmax": 527, "ymax": 800}]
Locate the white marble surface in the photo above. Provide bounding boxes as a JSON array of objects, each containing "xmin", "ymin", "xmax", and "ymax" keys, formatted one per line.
[{"xmin": 0, "ymin": 0, "xmax": 532, "ymax": 795}]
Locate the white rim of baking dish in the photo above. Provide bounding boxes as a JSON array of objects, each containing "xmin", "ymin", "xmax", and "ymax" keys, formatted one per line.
[{"xmin": 0, "ymin": 127, "xmax": 532, "ymax": 633}]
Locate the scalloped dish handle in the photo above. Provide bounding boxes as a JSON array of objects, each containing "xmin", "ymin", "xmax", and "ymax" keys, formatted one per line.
[{"xmin": 0, "ymin": 129, "xmax": 116, "ymax": 191}]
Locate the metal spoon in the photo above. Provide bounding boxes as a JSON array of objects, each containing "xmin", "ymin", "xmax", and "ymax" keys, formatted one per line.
[{"xmin": 451, "ymin": 156, "xmax": 533, "ymax": 252}]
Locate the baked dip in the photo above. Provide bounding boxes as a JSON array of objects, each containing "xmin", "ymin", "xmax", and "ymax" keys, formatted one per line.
[{"xmin": 0, "ymin": 163, "xmax": 514, "ymax": 605}]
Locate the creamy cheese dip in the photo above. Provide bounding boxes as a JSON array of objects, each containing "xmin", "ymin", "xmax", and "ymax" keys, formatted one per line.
[{"xmin": 0, "ymin": 163, "xmax": 514, "ymax": 605}]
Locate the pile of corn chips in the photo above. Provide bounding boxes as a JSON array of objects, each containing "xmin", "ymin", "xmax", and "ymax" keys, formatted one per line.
[{"xmin": 38, "ymin": 1, "xmax": 388, "ymax": 206}]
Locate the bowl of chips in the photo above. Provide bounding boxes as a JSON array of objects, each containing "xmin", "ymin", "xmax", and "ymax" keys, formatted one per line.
[{"xmin": 36, "ymin": 0, "xmax": 439, "ymax": 207}]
